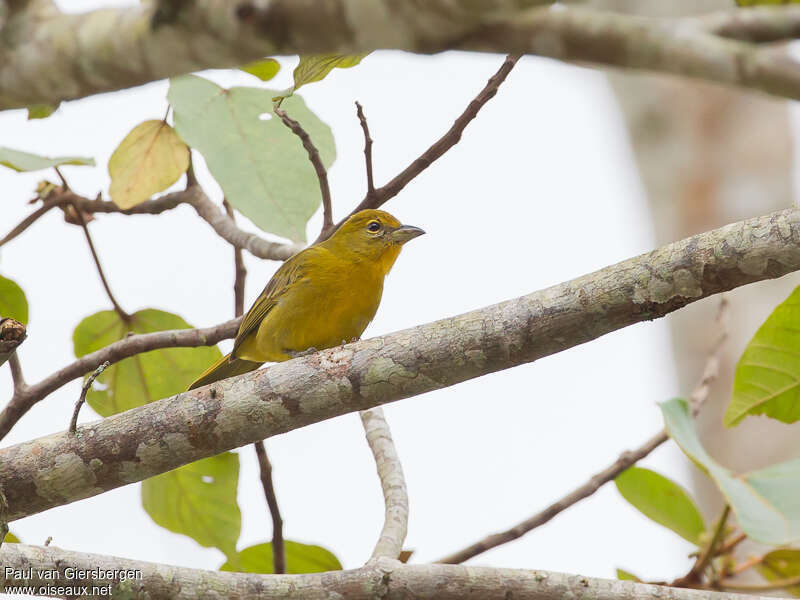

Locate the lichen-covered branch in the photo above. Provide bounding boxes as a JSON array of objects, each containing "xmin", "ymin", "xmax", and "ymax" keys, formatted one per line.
[
  {"xmin": 0, "ymin": 0, "xmax": 547, "ymax": 109},
  {"xmin": 0, "ymin": 544, "xmax": 767, "ymax": 600},
  {"xmin": 2, "ymin": 207, "xmax": 800, "ymax": 521},
  {"xmin": 3, "ymin": 3, "xmax": 800, "ymax": 109},
  {"xmin": 0, "ymin": 317, "xmax": 241, "ymax": 440},
  {"xmin": 360, "ymin": 408, "xmax": 408, "ymax": 561},
  {"xmin": 0, "ymin": 318, "xmax": 26, "ymax": 369}
]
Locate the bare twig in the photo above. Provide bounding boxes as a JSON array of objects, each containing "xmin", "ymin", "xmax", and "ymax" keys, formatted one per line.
[
  {"xmin": 325, "ymin": 54, "xmax": 520, "ymax": 243},
  {"xmin": 437, "ymin": 296, "xmax": 729, "ymax": 564},
  {"xmin": 274, "ymin": 107, "xmax": 334, "ymax": 239},
  {"xmin": 0, "ymin": 318, "xmax": 26, "ymax": 370},
  {"xmin": 253, "ymin": 440, "xmax": 285, "ymax": 574},
  {"xmin": 68, "ymin": 361, "xmax": 110, "ymax": 433},
  {"xmin": 360, "ymin": 407, "xmax": 409, "ymax": 561},
  {"xmin": 673, "ymin": 505, "xmax": 731, "ymax": 588},
  {"xmin": 223, "ymin": 199, "xmax": 247, "ymax": 317},
  {"xmin": 355, "ymin": 101, "xmax": 376, "ymax": 202},
  {"xmin": 71, "ymin": 199, "xmax": 130, "ymax": 322},
  {"xmin": 7, "ymin": 352, "xmax": 26, "ymax": 390},
  {"xmin": 0, "ymin": 317, "xmax": 241, "ymax": 441},
  {"xmin": 717, "ymin": 531, "xmax": 747, "ymax": 556}
]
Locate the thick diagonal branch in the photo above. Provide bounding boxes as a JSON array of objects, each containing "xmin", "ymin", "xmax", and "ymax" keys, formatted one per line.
[
  {"xmin": 361, "ymin": 408, "xmax": 408, "ymax": 560},
  {"xmin": 0, "ymin": 544, "xmax": 765, "ymax": 600},
  {"xmin": 2, "ymin": 207, "xmax": 800, "ymax": 521}
]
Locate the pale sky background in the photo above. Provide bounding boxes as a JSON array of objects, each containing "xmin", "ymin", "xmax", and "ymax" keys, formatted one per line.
[{"xmin": 0, "ymin": 1, "xmax": 729, "ymax": 593}]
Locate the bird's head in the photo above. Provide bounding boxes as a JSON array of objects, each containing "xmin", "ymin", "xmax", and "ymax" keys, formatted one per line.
[{"xmin": 322, "ymin": 209, "xmax": 425, "ymax": 272}]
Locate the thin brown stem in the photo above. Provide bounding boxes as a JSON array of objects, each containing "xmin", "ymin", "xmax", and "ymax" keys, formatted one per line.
[
  {"xmin": 355, "ymin": 101, "xmax": 376, "ymax": 201},
  {"xmin": 673, "ymin": 505, "xmax": 731, "ymax": 588},
  {"xmin": 437, "ymin": 295, "xmax": 729, "ymax": 564},
  {"xmin": 71, "ymin": 199, "xmax": 130, "ymax": 322},
  {"xmin": 68, "ymin": 361, "xmax": 109, "ymax": 433},
  {"xmin": 254, "ymin": 440, "xmax": 285, "ymax": 574},
  {"xmin": 223, "ymin": 199, "xmax": 247, "ymax": 317},
  {"xmin": 729, "ymin": 554, "xmax": 765, "ymax": 576},
  {"xmin": 7, "ymin": 352, "xmax": 26, "ymax": 390},
  {"xmin": 331, "ymin": 54, "xmax": 520, "ymax": 241},
  {"xmin": 717, "ymin": 531, "xmax": 747, "ymax": 556},
  {"xmin": 274, "ymin": 107, "xmax": 333, "ymax": 241}
]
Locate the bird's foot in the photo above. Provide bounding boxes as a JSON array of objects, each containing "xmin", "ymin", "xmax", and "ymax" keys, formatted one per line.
[{"xmin": 288, "ymin": 347, "xmax": 318, "ymax": 358}]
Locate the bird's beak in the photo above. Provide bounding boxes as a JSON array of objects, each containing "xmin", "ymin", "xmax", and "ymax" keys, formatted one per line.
[{"xmin": 389, "ymin": 224, "xmax": 426, "ymax": 245}]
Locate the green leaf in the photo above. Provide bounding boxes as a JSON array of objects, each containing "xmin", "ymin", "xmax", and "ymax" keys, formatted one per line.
[
  {"xmin": 4, "ymin": 532, "xmax": 20, "ymax": 543},
  {"xmin": 615, "ymin": 467, "xmax": 705, "ymax": 544},
  {"xmin": 220, "ymin": 540, "xmax": 342, "ymax": 574},
  {"xmin": 241, "ymin": 58, "xmax": 281, "ymax": 82},
  {"xmin": 726, "ymin": 285, "xmax": 800, "ymax": 426},
  {"xmin": 0, "ymin": 275, "xmax": 29, "ymax": 325},
  {"xmin": 168, "ymin": 75, "xmax": 335, "ymax": 241},
  {"xmin": 757, "ymin": 549, "xmax": 800, "ymax": 597},
  {"xmin": 27, "ymin": 104, "xmax": 58, "ymax": 120},
  {"xmin": 291, "ymin": 54, "xmax": 367, "ymax": 93},
  {"xmin": 737, "ymin": 0, "xmax": 800, "ymax": 5},
  {"xmin": 662, "ymin": 397, "xmax": 800, "ymax": 545},
  {"xmin": 616, "ymin": 568, "xmax": 641, "ymax": 582},
  {"xmin": 109, "ymin": 120, "xmax": 190, "ymax": 209},
  {"xmin": 142, "ymin": 453, "xmax": 241, "ymax": 560},
  {"xmin": 72, "ymin": 309, "xmax": 221, "ymax": 417},
  {"xmin": 0, "ymin": 147, "xmax": 94, "ymax": 172}
]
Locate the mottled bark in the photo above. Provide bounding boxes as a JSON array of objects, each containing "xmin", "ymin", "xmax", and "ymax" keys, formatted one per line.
[
  {"xmin": 0, "ymin": 544, "xmax": 769, "ymax": 600},
  {"xmin": 360, "ymin": 408, "xmax": 408, "ymax": 561},
  {"xmin": 3, "ymin": 3, "xmax": 800, "ymax": 109},
  {"xmin": 3, "ymin": 207, "xmax": 800, "ymax": 521}
]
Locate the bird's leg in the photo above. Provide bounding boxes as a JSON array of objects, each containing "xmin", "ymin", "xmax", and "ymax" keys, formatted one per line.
[{"xmin": 287, "ymin": 347, "xmax": 318, "ymax": 358}]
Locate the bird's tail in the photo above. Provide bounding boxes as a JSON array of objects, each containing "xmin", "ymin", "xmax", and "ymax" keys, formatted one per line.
[{"xmin": 188, "ymin": 353, "xmax": 262, "ymax": 390}]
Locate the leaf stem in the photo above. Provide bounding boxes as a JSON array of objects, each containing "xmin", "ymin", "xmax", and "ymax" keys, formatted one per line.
[{"xmin": 69, "ymin": 361, "xmax": 110, "ymax": 433}]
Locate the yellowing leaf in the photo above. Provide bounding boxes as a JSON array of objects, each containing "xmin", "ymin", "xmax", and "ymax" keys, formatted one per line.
[
  {"xmin": 143, "ymin": 453, "xmax": 241, "ymax": 560},
  {"xmin": 108, "ymin": 120, "xmax": 189, "ymax": 210},
  {"xmin": 242, "ymin": 58, "xmax": 281, "ymax": 82},
  {"xmin": 757, "ymin": 549, "xmax": 800, "ymax": 596}
]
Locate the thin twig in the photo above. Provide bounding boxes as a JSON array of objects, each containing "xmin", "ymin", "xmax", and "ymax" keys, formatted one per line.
[
  {"xmin": 71, "ymin": 199, "xmax": 130, "ymax": 322},
  {"xmin": 7, "ymin": 352, "xmax": 26, "ymax": 390},
  {"xmin": 324, "ymin": 54, "xmax": 520, "ymax": 243},
  {"xmin": 254, "ymin": 440, "xmax": 285, "ymax": 574},
  {"xmin": 355, "ymin": 101, "xmax": 376, "ymax": 202},
  {"xmin": 717, "ymin": 531, "xmax": 747, "ymax": 556},
  {"xmin": 68, "ymin": 361, "xmax": 110, "ymax": 433},
  {"xmin": 223, "ymin": 199, "xmax": 247, "ymax": 317},
  {"xmin": 729, "ymin": 554, "xmax": 765, "ymax": 576},
  {"xmin": 274, "ymin": 107, "xmax": 334, "ymax": 240},
  {"xmin": 437, "ymin": 295, "xmax": 730, "ymax": 564},
  {"xmin": 674, "ymin": 505, "xmax": 731, "ymax": 587},
  {"xmin": 0, "ymin": 317, "xmax": 241, "ymax": 441},
  {"xmin": 360, "ymin": 407, "xmax": 409, "ymax": 561}
]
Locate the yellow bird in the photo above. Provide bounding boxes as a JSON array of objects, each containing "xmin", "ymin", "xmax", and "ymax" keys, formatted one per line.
[{"xmin": 189, "ymin": 209, "xmax": 424, "ymax": 390}]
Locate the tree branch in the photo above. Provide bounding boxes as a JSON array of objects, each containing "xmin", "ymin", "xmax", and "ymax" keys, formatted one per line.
[
  {"xmin": 4, "ymin": 3, "xmax": 800, "ymax": 112},
  {"xmin": 0, "ymin": 317, "xmax": 241, "ymax": 440},
  {"xmin": 360, "ymin": 407, "xmax": 408, "ymax": 561},
  {"xmin": 436, "ymin": 295, "xmax": 729, "ymax": 563},
  {"xmin": 253, "ymin": 440, "xmax": 285, "ymax": 574},
  {"xmin": 274, "ymin": 108, "xmax": 334, "ymax": 240},
  {"xmin": 0, "ymin": 544, "xmax": 767, "ymax": 600},
  {"xmin": 0, "ymin": 318, "xmax": 26, "ymax": 370},
  {"xmin": 223, "ymin": 198, "xmax": 248, "ymax": 317},
  {"xmin": 2, "ymin": 207, "xmax": 799, "ymax": 521},
  {"xmin": 355, "ymin": 101, "xmax": 376, "ymax": 204}
]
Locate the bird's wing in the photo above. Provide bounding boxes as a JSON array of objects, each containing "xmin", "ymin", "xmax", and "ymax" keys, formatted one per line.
[{"xmin": 231, "ymin": 247, "xmax": 314, "ymax": 358}]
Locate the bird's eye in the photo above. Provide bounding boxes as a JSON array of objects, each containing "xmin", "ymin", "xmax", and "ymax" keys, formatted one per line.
[{"xmin": 367, "ymin": 221, "xmax": 381, "ymax": 233}]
